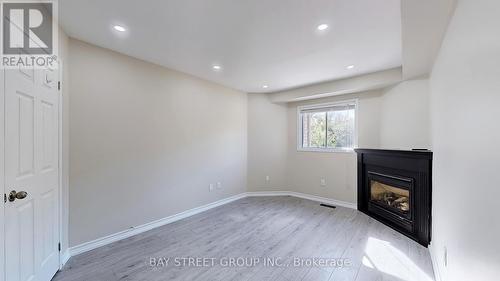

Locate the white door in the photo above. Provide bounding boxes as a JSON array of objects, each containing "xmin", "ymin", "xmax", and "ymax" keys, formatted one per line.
[{"xmin": 4, "ymin": 66, "xmax": 60, "ymax": 281}]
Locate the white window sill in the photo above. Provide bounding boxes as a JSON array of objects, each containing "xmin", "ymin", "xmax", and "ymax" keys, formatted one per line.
[{"xmin": 297, "ymin": 147, "xmax": 356, "ymax": 154}]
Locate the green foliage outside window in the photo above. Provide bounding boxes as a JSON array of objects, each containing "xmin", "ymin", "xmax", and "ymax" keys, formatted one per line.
[{"xmin": 302, "ymin": 106, "xmax": 354, "ymax": 149}]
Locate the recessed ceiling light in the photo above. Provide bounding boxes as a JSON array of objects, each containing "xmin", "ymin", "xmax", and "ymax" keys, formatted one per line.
[
  {"xmin": 262, "ymin": 85, "xmax": 269, "ymax": 89},
  {"xmin": 212, "ymin": 65, "xmax": 222, "ymax": 71},
  {"xmin": 317, "ymin": 24, "xmax": 329, "ymax": 31},
  {"xmin": 346, "ymin": 65, "xmax": 355, "ymax": 69},
  {"xmin": 113, "ymin": 25, "xmax": 126, "ymax": 32}
]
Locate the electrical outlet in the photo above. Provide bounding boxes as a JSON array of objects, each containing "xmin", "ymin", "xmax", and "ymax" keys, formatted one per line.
[
  {"xmin": 265, "ymin": 175, "xmax": 270, "ymax": 182},
  {"xmin": 209, "ymin": 184, "xmax": 214, "ymax": 192},
  {"xmin": 216, "ymin": 182, "xmax": 222, "ymax": 189},
  {"xmin": 444, "ymin": 247, "xmax": 448, "ymax": 267},
  {"xmin": 320, "ymin": 178, "xmax": 327, "ymax": 187}
]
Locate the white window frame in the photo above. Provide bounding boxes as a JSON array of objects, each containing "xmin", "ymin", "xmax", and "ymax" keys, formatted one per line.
[{"xmin": 296, "ymin": 99, "xmax": 358, "ymax": 153}]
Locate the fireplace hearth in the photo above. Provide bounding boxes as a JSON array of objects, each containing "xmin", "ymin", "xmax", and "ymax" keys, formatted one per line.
[{"xmin": 355, "ymin": 149, "xmax": 432, "ymax": 246}]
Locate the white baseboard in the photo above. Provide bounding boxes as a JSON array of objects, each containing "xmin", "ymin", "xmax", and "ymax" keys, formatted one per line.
[
  {"xmin": 245, "ymin": 191, "xmax": 357, "ymax": 209},
  {"xmin": 66, "ymin": 191, "xmax": 356, "ymax": 261},
  {"xmin": 68, "ymin": 193, "xmax": 246, "ymax": 257},
  {"xmin": 428, "ymin": 243, "xmax": 443, "ymax": 281},
  {"xmin": 60, "ymin": 249, "xmax": 71, "ymax": 267}
]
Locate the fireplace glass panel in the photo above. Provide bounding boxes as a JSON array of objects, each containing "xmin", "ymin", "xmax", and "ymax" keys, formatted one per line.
[{"xmin": 370, "ymin": 180, "xmax": 410, "ymax": 214}]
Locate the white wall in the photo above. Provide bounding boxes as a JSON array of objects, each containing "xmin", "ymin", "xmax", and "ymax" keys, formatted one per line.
[
  {"xmin": 247, "ymin": 89, "xmax": 385, "ymax": 202},
  {"xmin": 68, "ymin": 39, "xmax": 247, "ymax": 246},
  {"xmin": 247, "ymin": 94, "xmax": 288, "ymax": 191},
  {"xmin": 248, "ymin": 80, "xmax": 431, "ymax": 204},
  {"xmin": 429, "ymin": 1, "xmax": 500, "ymax": 280},
  {"xmin": 380, "ymin": 78, "xmax": 431, "ymax": 149},
  {"xmin": 0, "ymin": 52, "xmax": 4, "ymax": 281},
  {"xmin": 285, "ymin": 91, "xmax": 382, "ymax": 203},
  {"xmin": 249, "ymin": 78, "xmax": 432, "ymax": 202}
]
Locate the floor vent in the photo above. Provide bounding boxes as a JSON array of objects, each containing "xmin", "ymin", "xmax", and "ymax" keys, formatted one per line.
[{"xmin": 320, "ymin": 203, "xmax": 336, "ymax": 209}]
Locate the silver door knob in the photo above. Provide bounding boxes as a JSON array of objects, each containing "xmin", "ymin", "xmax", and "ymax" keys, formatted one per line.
[{"xmin": 8, "ymin": 190, "xmax": 28, "ymax": 202}]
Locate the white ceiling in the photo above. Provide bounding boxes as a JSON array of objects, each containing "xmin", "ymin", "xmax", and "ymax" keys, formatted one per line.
[{"xmin": 59, "ymin": 0, "xmax": 402, "ymax": 93}]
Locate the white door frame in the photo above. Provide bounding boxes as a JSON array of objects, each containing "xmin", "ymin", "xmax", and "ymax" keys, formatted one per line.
[
  {"xmin": 1, "ymin": 63, "xmax": 65, "ymax": 279},
  {"xmin": 57, "ymin": 61, "xmax": 65, "ymax": 268},
  {"xmin": 1, "ymin": 67, "xmax": 5, "ymax": 281}
]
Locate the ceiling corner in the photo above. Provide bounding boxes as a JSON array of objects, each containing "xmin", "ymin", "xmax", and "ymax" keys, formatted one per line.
[{"xmin": 401, "ymin": 0, "xmax": 457, "ymax": 80}]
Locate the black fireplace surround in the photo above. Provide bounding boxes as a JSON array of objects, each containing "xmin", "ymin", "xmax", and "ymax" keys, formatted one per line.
[{"xmin": 355, "ymin": 149, "xmax": 432, "ymax": 247}]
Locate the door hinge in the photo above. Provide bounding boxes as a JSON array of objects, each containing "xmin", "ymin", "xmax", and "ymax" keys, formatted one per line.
[
  {"xmin": 4, "ymin": 194, "xmax": 6, "ymax": 203},
  {"xmin": 58, "ymin": 81, "xmax": 61, "ymax": 90},
  {"xmin": 58, "ymin": 243, "xmax": 61, "ymax": 252}
]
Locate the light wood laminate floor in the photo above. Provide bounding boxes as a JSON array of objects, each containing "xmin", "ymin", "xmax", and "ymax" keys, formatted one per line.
[{"xmin": 53, "ymin": 196, "xmax": 435, "ymax": 281}]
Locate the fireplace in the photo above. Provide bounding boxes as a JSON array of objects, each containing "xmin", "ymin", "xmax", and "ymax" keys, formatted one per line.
[
  {"xmin": 355, "ymin": 149, "xmax": 432, "ymax": 246},
  {"xmin": 369, "ymin": 173, "xmax": 412, "ymax": 217}
]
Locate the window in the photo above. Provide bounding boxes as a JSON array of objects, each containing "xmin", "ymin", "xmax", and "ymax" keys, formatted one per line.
[{"xmin": 297, "ymin": 100, "xmax": 357, "ymax": 152}]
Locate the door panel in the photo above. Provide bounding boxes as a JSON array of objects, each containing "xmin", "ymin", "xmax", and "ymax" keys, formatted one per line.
[
  {"xmin": 5, "ymin": 67, "xmax": 60, "ymax": 281},
  {"xmin": 18, "ymin": 200, "xmax": 35, "ymax": 281},
  {"xmin": 17, "ymin": 91, "xmax": 35, "ymax": 178},
  {"xmin": 40, "ymin": 101, "xmax": 55, "ymax": 173},
  {"xmin": 40, "ymin": 189, "xmax": 56, "ymax": 266}
]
